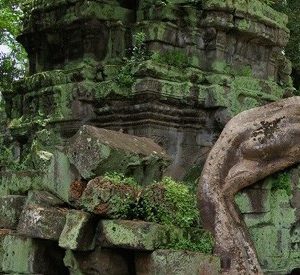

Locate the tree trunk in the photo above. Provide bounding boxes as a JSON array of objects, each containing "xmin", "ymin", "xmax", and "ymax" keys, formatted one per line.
[{"xmin": 197, "ymin": 97, "xmax": 300, "ymax": 274}]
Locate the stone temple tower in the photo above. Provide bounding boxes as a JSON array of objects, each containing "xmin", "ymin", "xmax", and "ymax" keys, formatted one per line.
[{"xmin": 6, "ymin": 0, "xmax": 292, "ymax": 181}]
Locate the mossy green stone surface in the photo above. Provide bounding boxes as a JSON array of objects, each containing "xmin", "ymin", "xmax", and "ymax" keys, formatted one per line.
[
  {"xmin": 236, "ymin": 168, "xmax": 300, "ymax": 274},
  {"xmin": 59, "ymin": 210, "xmax": 96, "ymax": 251},
  {"xmin": 98, "ymin": 220, "xmax": 168, "ymax": 251},
  {"xmin": 0, "ymin": 233, "xmax": 38, "ymax": 273},
  {"xmin": 43, "ymin": 150, "xmax": 79, "ymax": 203},
  {"xmin": 66, "ymin": 125, "xmax": 170, "ymax": 183}
]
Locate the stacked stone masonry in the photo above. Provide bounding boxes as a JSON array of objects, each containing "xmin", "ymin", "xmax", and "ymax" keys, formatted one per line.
[{"xmin": 0, "ymin": 126, "xmax": 220, "ymax": 274}]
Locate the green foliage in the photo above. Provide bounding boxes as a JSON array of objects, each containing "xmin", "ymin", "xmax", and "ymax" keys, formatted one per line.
[
  {"xmin": 272, "ymin": 1, "xmax": 300, "ymax": 78},
  {"xmin": 103, "ymin": 172, "xmax": 138, "ymax": 186},
  {"xmin": 102, "ymin": 173, "xmax": 212, "ymax": 253},
  {"xmin": 116, "ymin": 32, "xmax": 147, "ymax": 88},
  {"xmin": 108, "ymin": 193, "xmax": 138, "ymax": 219},
  {"xmin": 163, "ymin": 226, "xmax": 214, "ymax": 254},
  {"xmin": 155, "ymin": 177, "xmax": 199, "ymax": 228},
  {"xmin": 0, "ymin": 0, "xmax": 28, "ymax": 91},
  {"xmin": 107, "ymin": 175, "xmax": 199, "ymax": 227},
  {"xmin": 271, "ymin": 171, "xmax": 292, "ymax": 196},
  {"xmin": 151, "ymin": 50, "xmax": 190, "ymax": 68}
]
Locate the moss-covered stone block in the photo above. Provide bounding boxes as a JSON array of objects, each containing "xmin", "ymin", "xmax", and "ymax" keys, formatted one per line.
[
  {"xmin": 59, "ymin": 210, "xmax": 96, "ymax": 251},
  {"xmin": 270, "ymin": 189, "xmax": 296, "ymax": 229},
  {"xmin": 43, "ymin": 150, "xmax": 80, "ymax": 203},
  {"xmin": 235, "ymin": 188, "xmax": 270, "ymax": 214},
  {"xmin": 0, "ymin": 230, "xmax": 66, "ymax": 274},
  {"xmin": 202, "ymin": 0, "xmax": 288, "ymax": 31},
  {"xmin": 17, "ymin": 204, "xmax": 67, "ymax": 241},
  {"xmin": 243, "ymin": 212, "xmax": 272, "ymax": 228},
  {"xmin": 66, "ymin": 125, "xmax": 170, "ymax": 184},
  {"xmin": 98, "ymin": 220, "xmax": 168, "ymax": 251},
  {"xmin": 0, "ymin": 195, "xmax": 26, "ymax": 229},
  {"xmin": 135, "ymin": 249, "xmax": 220, "ymax": 275},
  {"xmin": 79, "ymin": 176, "xmax": 138, "ymax": 216},
  {"xmin": 249, "ymin": 226, "xmax": 290, "ymax": 271},
  {"xmin": 0, "ymin": 231, "xmax": 40, "ymax": 273}
]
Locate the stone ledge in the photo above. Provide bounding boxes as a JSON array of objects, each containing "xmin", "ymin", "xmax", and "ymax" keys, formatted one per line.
[{"xmin": 202, "ymin": 0, "xmax": 288, "ymax": 31}]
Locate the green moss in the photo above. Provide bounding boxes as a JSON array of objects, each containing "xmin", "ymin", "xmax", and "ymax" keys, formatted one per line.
[
  {"xmin": 0, "ymin": 234, "xmax": 37, "ymax": 273},
  {"xmin": 103, "ymin": 172, "xmax": 138, "ymax": 186},
  {"xmin": 0, "ymin": 172, "xmax": 42, "ymax": 197},
  {"xmin": 202, "ymin": 0, "xmax": 288, "ymax": 30},
  {"xmin": 162, "ymin": 226, "xmax": 214, "ymax": 254},
  {"xmin": 151, "ymin": 50, "xmax": 191, "ymax": 68},
  {"xmin": 38, "ymin": 150, "xmax": 77, "ymax": 202},
  {"xmin": 238, "ymin": 168, "xmax": 299, "ymax": 273},
  {"xmin": 271, "ymin": 172, "xmax": 292, "ymax": 196},
  {"xmin": 59, "ymin": 210, "xmax": 95, "ymax": 250},
  {"xmin": 270, "ymin": 189, "xmax": 295, "ymax": 227},
  {"xmin": 212, "ymin": 61, "xmax": 228, "ymax": 74},
  {"xmin": 100, "ymin": 219, "xmax": 168, "ymax": 250},
  {"xmin": 206, "ymin": 76, "xmax": 285, "ymax": 115},
  {"xmin": 95, "ymin": 80, "xmax": 131, "ymax": 99},
  {"xmin": 160, "ymin": 80, "xmax": 193, "ymax": 100},
  {"xmin": 237, "ymin": 19, "xmax": 251, "ymax": 31}
]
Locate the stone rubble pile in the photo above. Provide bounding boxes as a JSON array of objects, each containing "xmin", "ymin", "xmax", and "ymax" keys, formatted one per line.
[{"xmin": 0, "ymin": 126, "xmax": 220, "ymax": 274}]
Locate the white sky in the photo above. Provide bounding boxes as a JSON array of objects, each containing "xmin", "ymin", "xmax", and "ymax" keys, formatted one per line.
[{"xmin": 0, "ymin": 45, "xmax": 11, "ymax": 55}]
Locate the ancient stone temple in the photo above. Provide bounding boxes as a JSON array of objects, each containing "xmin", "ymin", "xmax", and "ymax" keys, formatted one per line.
[
  {"xmin": 7, "ymin": 0, "xmax": 293, "ymax": 179},
  {"xmin": 0, "ymin": 0, "xmax": 300, "ymax": 274}
]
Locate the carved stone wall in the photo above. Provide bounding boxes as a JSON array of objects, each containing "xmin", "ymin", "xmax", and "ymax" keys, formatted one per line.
[
  {"xmin": 236, "ymin": 165, "xmax": 300, "ymax": 274},
  {"xmin": 4, "ymin": 0, "xmax": 293, "ymax": 181}
]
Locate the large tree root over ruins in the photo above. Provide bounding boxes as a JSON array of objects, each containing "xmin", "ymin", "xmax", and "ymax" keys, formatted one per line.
[{"xmin": 197, "ymin": 97, "xmax": 300, "ymax": 274}]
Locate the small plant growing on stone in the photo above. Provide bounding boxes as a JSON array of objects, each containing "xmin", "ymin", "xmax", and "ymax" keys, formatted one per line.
[
  {"xmin": 103, "ymin": 172, "xmax": 138, "ymax": 186},
  {"xmin": 104, "ymin": 173, "xmax": 213, "ymax": 253},
  {"xmin": 164, "ymin": 227, "xmax": 214, "ymax": 253},
  {"xmin": 271, "ymin": 171, "xmax": 292, "ymax": 196},
  {"xmin": 116, "ymin": 32, "xmax": 147, "ymax": 88}
]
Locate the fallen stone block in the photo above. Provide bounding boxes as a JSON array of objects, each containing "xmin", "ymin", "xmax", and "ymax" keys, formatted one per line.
[
  {"xmin": 59, "ymin": 210, "xmax": 97, "ymax": 251},
  {"xmin": 0, "ymin": 230, "xmax": 67, "ymax": 274},
  {"xmin": 64, "ymin": 248, "xmax": 134, "ymax": 275},
  {"xmin": 66, "ymin": 125, "xmax": 170, "ymax": 184},
  {"xmin": 17, "ymin": 204, "xmax": 67, "ymax": 240},
  {"xmin": 79, "ymin": 176, "xmax": 138, "ymax": 215},
  {"xmin": 0, "ymin": 195, "xmax": 26, "ymax": 229},
  {"xmin": 135, "ymin": 249, "xmax": 221, "ymax": 275},
  {"xmin": 97, "ymin": 220, "xmax": 168, "ymax": 250},
  {"xmin": 42, "ymin": 150, "xmax": 81, "ymax": 203},
  {"xmin": 25, "ymin": 190, "xmax": 65, "ymax": 207}
]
